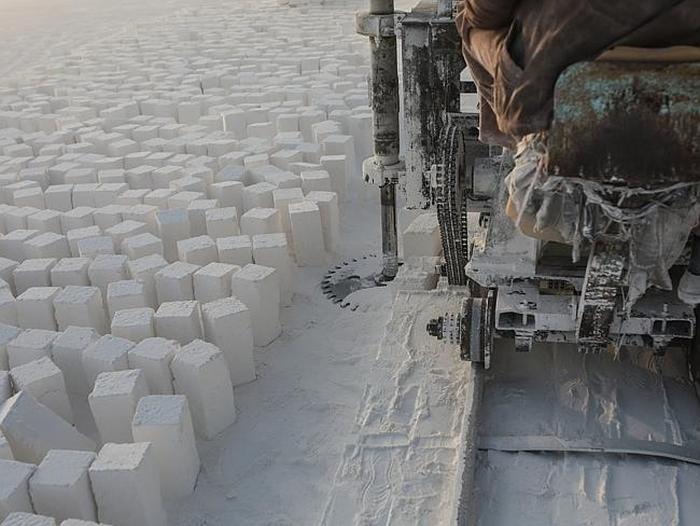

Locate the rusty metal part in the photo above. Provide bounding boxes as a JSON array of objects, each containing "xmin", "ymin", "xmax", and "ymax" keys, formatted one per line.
[
  {"xmin": 548, "ymin": 62, "xmax": 700, "ymax": 189},
  {"xmin": 399, "ymin": 3, "xmax": 465, "ymax": 208},
  {"xmin": 576, "ymin": 236, "xmax": 628, "ymax": 351}
]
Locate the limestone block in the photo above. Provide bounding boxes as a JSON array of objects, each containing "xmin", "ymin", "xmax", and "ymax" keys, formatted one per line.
[
  {"xmin": 204, "ymin": 207, "xmax": 239, "ymax": 240},
  {"xmin": 231, "ymin": 264, "xmax": 280, "ymax": 347},
  {"xmin": 0, "ymin": 460, "xmax": 35, "ymax": 520},
  {"xmin": 6, "ymin": 330, "xmax": 57, "ymax": 369},
  {"xmin": 66, "ymin": 227, "xmax": 102, "ymax": 257},
  {"xmin": 0, "ymin": 392, "xmax": 96, "ymax": 464},
  {"xmin": 154, "ymin": 262, "xmax": 199, "ymax": 304},
  {"xmin": 127, "ymin": 338, "xmax": 177, "ymax": 395},
  {"xmin": 106, "ymin": 281, "xmax": 147, "ymax": 319},
  {"xmin": 88, "ymin": 443, "xmax": 166, "ymax": 526},
  {"xmin": 0, "ymin": 325, "xmax": 22, "ymax": 371},
  {"xmin": 176, "ymin": 236, "xmax": 217, "ymax": 267},
  {"xmin": 154, "ymin": 301, "xmax": 202, "ymax": 345},
  {"xmin": 402, "ymin": 212, "xmax": 442, "ymax": 258},
  {"xmin": 23, "ymin": 234, "xmax": 70, "ymax": 261},
  {"xmin": 131, "ymin": 396, "xmax": 200, "ymax": 499},
  {"xmin": 87, "ymin": 256, "xmax": 128, "ymax": 299},
  {"xmin": 121, "ymin": 233, "xmax": 163, "ymax": 260},
  {"xmin": 16, "ymin": 288, "xmax": 60, "ymax": 331},
  {"xmin": 76, "ymin": 237, "xmax": 115, "ymax": 258},
  {"xmin": 252, "ymin": 234, "xmax": 293, "ymax": 306},
  {"xmin": 111, "ymin": 309, "xmax": 155, "ymax": 343},
  {"xmin": 155, "ymin": 209, "xmax": 190, "ymax": 263},
  {"xmin": 240, "ymin": 208, "xmax": 282, "ymax": 237},
  {"xmin": 201, "ymin": 298, "xmax": 255, "ymax": 387},
  {"xmin": 1, "ymin": 513, "xmax": 56, "ymax": 525},
  {"xmin": 13, "ymin": 259, "xmax": 56, "ymax": 295},
  {"xmin": 28, "ymin": 450, "xmax": 97, "ymax": 522},
  {"xmin": 89, "ymin": 370, "xmax": 149, "ymax": 444},
  {"xmin": 272, "ymin": 187, "xmax": 304, "ymax": 233},
  {"xmin": 216, "ymin": 235, "xmax": 253, "ymax": 267},
  {"xmin": 170, "ymin": 340, "xmax": 235, "ymax": 439},
  {"xmin": 53, "ymin": 287, "xmax": 106, "ymax": 334},
  {"xmin": 126, "ymin": 255, "xmax": 168, "ymax": 308},
  {"xmin": 82, "ymin": 335, "xmax": 133, "ymax": 389},
  {"xmin": 193, "ymin": 263, "xmax": 239, "ymax": 304},
  {"xmin": 305, "ymin": 191, "xmax": 340, "ymax": 253},
  {"xmin": 51, "ymin": 327, "xmax": 100, "ymax": 396},
  {"xmin": 289, "ymin": 201, "xmax": 325, "ymax": 266},
  {"xmin": 10, "ymin": 357, "xmax": 73, "ymax": 423},
  {"xmin": 50, "ymin": 259, "xmax": 90, "ymax": 288}
]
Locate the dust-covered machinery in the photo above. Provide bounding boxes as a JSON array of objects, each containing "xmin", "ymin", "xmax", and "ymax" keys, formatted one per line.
[{"xmin": 357, "ymin": 0, "xmax": 700, "ymax": 367}]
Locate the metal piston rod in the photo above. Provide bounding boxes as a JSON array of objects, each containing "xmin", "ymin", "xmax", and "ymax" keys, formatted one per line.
[{"xmin": 367, "ymin": 0, "xmax": 401, "ymax": 280}]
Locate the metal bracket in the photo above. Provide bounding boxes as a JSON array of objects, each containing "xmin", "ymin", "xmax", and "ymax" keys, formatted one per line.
[
  {"xmin": 362, "ymin": 157, "xmax": 404, "ymax": 186},
  {"xmin": 355, "ymin": 11, "xmax": 399, "ymax": 38}
]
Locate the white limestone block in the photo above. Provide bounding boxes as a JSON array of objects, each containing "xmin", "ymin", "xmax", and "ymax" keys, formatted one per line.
[
  {"xmin": 320, "ymin": 154, "xmax": 347, "ymax": 198},
  {"xmin": 29, "ymin": 450, "xmax": 97, "ymax": 522},
  {"xmin": 106, "ymin": 281, "xmax": 147, "ymax": 318},
  {"xmin": 61, "ymin": 208, "xmax": 95, "ymax": 233},
  {"xmin": 289, "ymin": 201, "xmax": 325, "ymax": 266},
  {"xmin": 82, "ymin": 335, "xmax": 133, "ymax": 389},
  {"xmin": 10, "ymin": 357, "xmax": 73, "ymax": 423},
  {"xmin": 0, "ymin": 512, "xmax": 56, "ymax": 525},
  {"xmin": 53, "ymin": 287, "xmax": 106, "ymax": 334},
  {"xmin": 0, "ymin": 231, "xmax": 38, "ymax": 265},
  {"xmin": 176, "ymin": 236, "xmax": 217, "ymax": 267},
  {"xmin": 127, "ymin": 255, "xmax": 168, "ymax": 308},
  {"xmin": 231, "ymin": 264, "xmax": 281, "ymax": 347},
  {"xmin": 154, "ymin": 262, "xmax": 199, "ymax": 304},
  {"xmin": 105, "ymin": 221, "xmax": 148, "ymax": 250},
  {"xmin": 89, "ymin": 370, "xmax": 149, "ymax": 444},
  {"xmin": 6, "ymin": 330, "xmax": 57, "ymax": 369},
  {"xmin": 204, "ymin": 207, "xmax": 239, "ymax": 240},
  {"xmin": 131, "ymin": 396, "xmax": 200, "ymax": 499},
  {"xmin": 0, "ymin": 460, "xmax": 35, "ymax": 520},
  {"xmin": 24, "ymin": 234, "xmax": 70, "ymax": 261},
  {"xmin": 13, "ymin": 259, "xmax": 56, "ymax": 295},
  {"xmin": 51, "ymin": 327, "xmax": 100, "ymax": 396},
  {"xmin": 402, "ymin": 212, "xmax": 442, "ymax": 258},
  {"xmin": 201, "ymin": 298, "xmax": 255, "ymax": 387},
  {"xmin": 0, "ymin": 291, "xmax": 16, "ymax": 328},
  {"xmin": 89, "ymin": 443, "xmax": 166, "ymax": 526},
  {"xmin": 252, "ymin": 234, "xmax": 294, "ymax": 306},
  {"xmin": 92, "ymin": 206, "xmax": 125, "ymax": 231},
  {"xmin": 193, "ymin": 263, "xmax": 238, "ymax": 304},
  {"xmin": 127, "ymin": 338, "xmax": 177, "ymax": 395},
  {"xmin": 77, "ymin": 237, "xmax": 115, "ymax": 258},
  {"xmin": 305, "ymin": 191, "xmax": 340, "ymax": 253},
  {"xmin": 272, "ymin": 187, "xmax": 304, "ymax": 234},
  {"xmin": 154, "ymin": 301, "xmax": 202, "ymax": 345},
  {"xmin": 26, "ymin": 211, "xmax": 62, "ymax": 236},
  {"xmin": 50, "ymin": 259, "xmax": 90, "ymax": 288},
  {"xmin": 240, "ymin": 208, "xmax": 282, "ymax": 237},
  {"xmin": 208, "ymin": 181, "xmax": 243, "ymax": 212},
  {"xmin": 186, "ymin": 200, "xmax": 218, "ymax": 237},
  {"xmin": 0, "ymin": 325, "xmax": 22, "ymax": 372},
  {"xmin": 0, "ymin": 432, "xmax": 12, "ymax": 461},
  {"xmin": 66, "ymin": 227, "xmax": 102, "ymax": 257},
  {"xmin": 16, "ymin": 288, "xmax": 60, "ymax": 331},
  {"xmin": 155, "ymin": 209, "xmax": 190, "ymax": 263},
  {"xmin": 110, "ymin": 309, "xmax": 155, "ymax": 343},
  {"xmin": 300, "ymin": 170, "xmax": 332, "ymax": 193},
  {"xmin": 87, "ymin": 256, "xmax": 128, "ymax": 299},
  {"xmin": 216, "ymin": 235, "xmax": 253, "ymax": 267},
  {"xmin": 0, "ymin": 372, "xmax": 11, "ymax": 406},
  {"xmin": 121, "ymin": 233, "xmax": 163, "ymax": 260},
  {"xmin": 170, "ymin": 340, "xmax": 235, "ymax": 440},
  {"xmin": 0, "ymin": 392, "xmax": 96, "ymax": 464}
]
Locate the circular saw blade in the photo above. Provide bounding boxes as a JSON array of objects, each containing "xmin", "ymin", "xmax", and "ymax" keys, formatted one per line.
[{"xmin": 321, "ymin": 254, "xmax": 388, "ymax": 310}]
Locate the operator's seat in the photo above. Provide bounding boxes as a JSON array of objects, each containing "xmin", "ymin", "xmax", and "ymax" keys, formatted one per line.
[{"xmin": 547, "ymin": 56, "xmax": 699, "ymax": 188}]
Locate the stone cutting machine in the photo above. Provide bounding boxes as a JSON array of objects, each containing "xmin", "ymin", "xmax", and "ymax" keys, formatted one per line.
[{"xmin": 357, "ymin": 0, "xmax": 700, "ymax": 367}]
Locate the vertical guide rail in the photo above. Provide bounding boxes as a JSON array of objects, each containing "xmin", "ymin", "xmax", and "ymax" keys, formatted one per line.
[{"xmin": 367, "ymin": 0, "xmax": 400, "ymax": 279}]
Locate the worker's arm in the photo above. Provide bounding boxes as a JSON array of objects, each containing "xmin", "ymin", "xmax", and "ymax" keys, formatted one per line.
[{"xmin": 459, "ymin": 0, "xmax": 519, "ymax": 30}]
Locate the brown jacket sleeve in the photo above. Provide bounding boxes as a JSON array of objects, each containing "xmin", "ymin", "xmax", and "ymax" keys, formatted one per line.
[{"xmin": 461, "ymin": 0, "xmax": 518, "ymax": 29}]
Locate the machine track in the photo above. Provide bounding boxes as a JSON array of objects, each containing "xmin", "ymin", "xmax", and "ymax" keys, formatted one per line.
[{"xmin": 456, "ymin": 341, "xmax": 700, "ymax": 525}]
